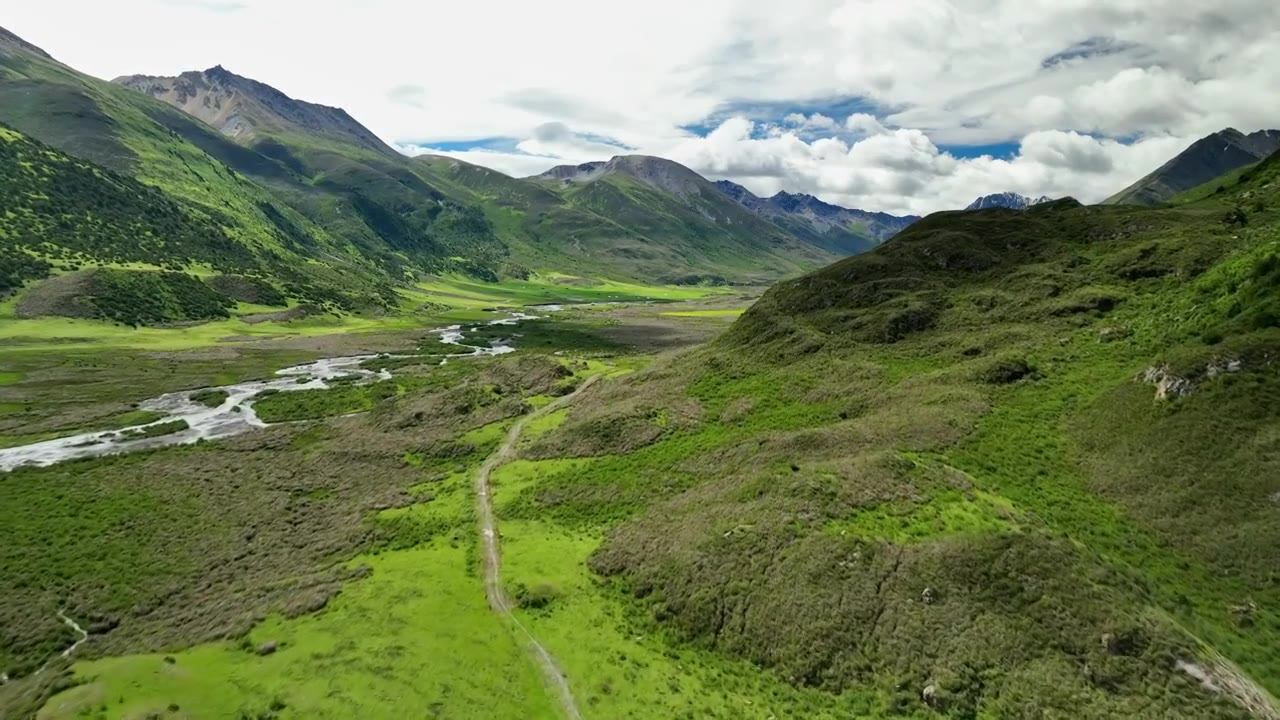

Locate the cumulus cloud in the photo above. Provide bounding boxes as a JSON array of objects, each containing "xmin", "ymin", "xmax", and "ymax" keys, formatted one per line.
[
  {"xmin": 845, "ymin": 113, "xmax": 890, "ymax": 137},
  {"xmin": 784, "ymin": 113, "xmax": 840, "ymax": 132},
  {"xmin": 515, "ymin": 122, "xmax": 631, "ymax": 160},
  {"xmin": 8, "ymin": 0, "xmax": 1277, "ymax": 214},
  {"xmin": 653, "ymin": 118, "xmax": 1190, "ymax": 215}
]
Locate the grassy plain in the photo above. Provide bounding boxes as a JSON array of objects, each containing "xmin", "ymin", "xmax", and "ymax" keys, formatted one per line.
[{"xmin": 2, "ymin": 279, "xmax": 743, "ymax": 719}]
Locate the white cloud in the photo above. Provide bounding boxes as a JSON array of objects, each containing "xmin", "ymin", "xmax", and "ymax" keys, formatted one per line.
[
  {"xmin": 515, "ymin": 122, "xmax": 629, "ymax": 161},
  {"xmin": 784, "ymin": 113, "xmax": 839, "ymax": 132},
  {"xmin": 5, "ymin": 0, "xmax": 1278, "ymax": 214},
  {"xmin": 657, "ymin": 119, "xmax": 1191, "ymax": 215},
  {"xmin": 845, "ymin": 113, "xmax": 889, "ymax": 137}
]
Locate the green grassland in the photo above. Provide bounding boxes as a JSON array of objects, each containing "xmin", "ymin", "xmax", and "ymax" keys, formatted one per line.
[
  {"xmin": 37, "ymin": 541, "xmax": 559, "ymax": 720},
  {"xmin": 1, "ymin": 348, "xmax": 585, "ymax": 716},
  {"xmin": 488, "ymin": 160, "xmax": 1280, "ymax": 717},
  {"xmin": 659, "ymin": 309, "xmax": 745, "ymax": 318}
]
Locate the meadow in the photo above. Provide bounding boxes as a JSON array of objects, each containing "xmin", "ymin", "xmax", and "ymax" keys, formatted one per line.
[{"xmin": 0, "ymin": 277, "xmax": 747, "ymax": 718}]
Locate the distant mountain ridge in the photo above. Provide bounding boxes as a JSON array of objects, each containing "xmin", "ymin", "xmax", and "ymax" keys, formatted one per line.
[
  {"xmin": 529, "ymin": 155, "xmax": 711, "ymax": 198},
  {"xmin": 712, "ymin": 180, "xmax": 919, "ymax": 254},
  {"xmin": 517, "ymin": 154, "xmax": 838, "ymax": 279},
  {"xmin": 0, "ymin": 23, "xmax": 851, "ymax": 296},
  {"xmin": 114, "ymin": 66, "xmax": 396, "ymax": 156},
  {"xmin": 1106, "ymin": 128, "xmax": 1280, "ymax": 206},
  {"xmin": 965, "ymin": 192, "xmax": 1053, "ymax": 211}
]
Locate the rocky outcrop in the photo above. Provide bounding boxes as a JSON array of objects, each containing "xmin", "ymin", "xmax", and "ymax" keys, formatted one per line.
[{"xmin": 1138, "ymin": 358, "xmax": 1244, "ymax": 400}]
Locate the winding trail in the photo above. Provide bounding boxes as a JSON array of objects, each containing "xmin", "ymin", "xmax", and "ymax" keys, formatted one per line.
[{"xmin": 474, "ymin": 375, "xmax": 598, "ymax": 720}]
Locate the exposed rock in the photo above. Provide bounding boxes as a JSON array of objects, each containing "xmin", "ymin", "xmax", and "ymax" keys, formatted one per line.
[
  {"xmin": 1138, "ymin": 365, "xmax": 1195, "ymax": 401},
  {"xmin": 1230, "ymin": 600, "xmax": 1258, "ymax": 627},
  {"xmin": 256, "ymin": 641, "xmax": 277, "ymax": 656},
  {"xmin": 965, "ymin": 192, "xmax": 1053, "ymax": 211},
  {"xmin": 1098, "ymin": 327, "xmax": 1132, "ymax": 343},
  {"xmin": 1139, "ymin": 358, "xmax": 1245, "ymax": 400},
  {"xmin": 114, "ymin": 67, "xmax": 396, "ymax": 156},
  {"xmin": 1176, "ymin": 657, "xmax": 1280, "ymax": 720},
  {"xmin": 922, "ymin": 683, "xmax": 943, "ymax": 709},
  {"xmin": 921, "ymin": 587, "xmax": 938, "ymax": 605},
  {"xmin": 1206, "ymin": 358, "xmax": 1244, "ymax": 378}
]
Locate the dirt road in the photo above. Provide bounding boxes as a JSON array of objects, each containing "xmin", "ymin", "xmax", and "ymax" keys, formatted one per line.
[{"xmin": 474, "ymin": 375, "xmax": 598, "ymax": 720}]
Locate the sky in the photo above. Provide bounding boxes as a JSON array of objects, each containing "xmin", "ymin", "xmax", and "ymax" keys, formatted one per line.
[{"xmin": 6, "ymin": 0, "xmax": 1279, "ymax": 215}]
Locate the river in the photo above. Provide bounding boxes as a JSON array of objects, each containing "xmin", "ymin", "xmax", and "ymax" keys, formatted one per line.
[{"xmin": 0, "ymin": 311, "xmax": 540, "ymax": 472}]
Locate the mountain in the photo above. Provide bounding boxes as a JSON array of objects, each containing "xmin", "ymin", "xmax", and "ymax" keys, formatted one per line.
[
  {"xmin": 713, "ymin": 180, "xmax": 919, "ymax": 254},
  {"xmin": 1106, "ymin": 128, "xmax": 1280, "ymax": 206},
  {"xmin": 0, "ymin": 24, "xmax": 843, "ymax": 319},
  {"xmin": 114, "ymin": 66, "xmax": 397, "ymax": 157},
  {"xmin": 110, "ymin": 68, "xmax": 844, "ymax": 285},
  {"xmin": 546, "ymin": 153, "xmax": 1280, "ymax": 717},
  {"xmin": 114, "ymin": 68, "xmax": 844, "ymax": 285},
  {"xmin": 0, "ymin": 26, "xmax": 407, "ymax": 313},
  {"xmin": 509, "ymin": 154, "xmax": 839, "ymax": 282},
  {"xmin": 964, "ymin": 192, "xmax": 1053, "ymax": 210}
]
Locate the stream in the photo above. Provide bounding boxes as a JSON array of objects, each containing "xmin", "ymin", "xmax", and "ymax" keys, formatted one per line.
[{"xmin": 0, "ymin": 311, "xmax": 540, "ymax": 472}]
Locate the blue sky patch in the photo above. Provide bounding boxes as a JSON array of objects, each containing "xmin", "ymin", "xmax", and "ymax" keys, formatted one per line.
[
  {"xmin": 940, "ymin": 142, "xmax": 1021, "ymax": 159},
  {"xmin": 410, "ymin": 137, "xmax": 526, "ymax": 154}
]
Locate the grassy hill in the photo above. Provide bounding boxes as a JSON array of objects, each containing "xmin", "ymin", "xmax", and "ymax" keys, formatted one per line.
[
  {"xmin": 413, "ymin": 154, "xmax": 839, "ymax": 283},
  {"xmin": 509, "ymin": 152, "xmax": 1280, "ymax": 717},
  {"xmin": 516, "ymin": 155, "xmax": 837, "ymax": 282}
]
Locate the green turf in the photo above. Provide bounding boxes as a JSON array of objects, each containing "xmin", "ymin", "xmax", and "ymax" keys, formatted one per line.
[
  {"xmin": 498, "ymin": 521, "xmax": 888, "ymax": 719},
  {"xmin": 39, "ymin": 541, "xmax": 559, "ymax": 720},
  {"xmin": 658, "ymin": 309, "xmax": 744, "ymax": 318}
]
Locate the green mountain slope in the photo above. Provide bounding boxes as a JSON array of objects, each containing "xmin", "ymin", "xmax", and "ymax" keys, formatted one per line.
[
  {"xmin": 2, "ymin": 23, "xmax": 845, "ymax": 295},
  {"xmin": 520, "ymin": 155, "xmax": 838, "ymax": 282},
  {"xmin": 1106, "ymin": 128, "xmax": 1280, "ymax": 206},
  {"xmin": 0, "ymin": 28, "xmax": 418, "ymax": 312},
  {"xmin": 111, "ymin": 66, "xmax": 516, "ymax": 281},
  {"xmin": 520, "ymin": 154, "xmax": 1280, "ymax": 717},
  {"xmin": 113, "ymin": 63, "xmax": 843, "ymax": 284}
]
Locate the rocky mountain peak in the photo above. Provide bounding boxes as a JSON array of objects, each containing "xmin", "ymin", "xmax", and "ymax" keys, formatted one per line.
[
  {"xmin": 113, "ymin": 66, "xmax": 395, "ymax": 156},
  {"xmin": 965, "ymin": 192, "xmax": 1053, "ymax": 211}
]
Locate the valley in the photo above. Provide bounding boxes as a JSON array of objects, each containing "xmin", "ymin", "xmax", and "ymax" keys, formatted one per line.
[{"xmin": 2, "ymin": 14, "xmax": 1279, "ymax": 720}]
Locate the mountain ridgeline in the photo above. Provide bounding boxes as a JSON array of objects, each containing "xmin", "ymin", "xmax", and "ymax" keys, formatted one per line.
[
  {"xmin": 0, "ymin": 25, "xmax": 918, "ymax": 324},
  {"xmin": 714, "ymin": 180, "xmax": 919, "ymax": 254},
  {"xmin": 964, "ymin": 192, "xmax": 1053, "ymax": 210},
  {"xmin": 1107, "ymin": 128, "xmax": 1280, "ymax": 206}
]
